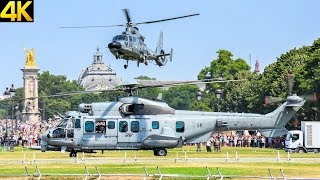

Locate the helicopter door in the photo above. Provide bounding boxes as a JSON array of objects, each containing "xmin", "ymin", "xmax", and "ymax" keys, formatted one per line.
[
  {"xmin": 93, "ymin": 120, "xmax": 107, "ymax": 148},
  {"xmin": 117, "ymin": 119, "xmax": 141, "ymax": 144},
  {"xmin": 81, "ymin": 119, "xmax": 95, "ymax": 148},
  {"xmin": 104, "ymin": 120, "xmax": 117, "ymax": 147}
]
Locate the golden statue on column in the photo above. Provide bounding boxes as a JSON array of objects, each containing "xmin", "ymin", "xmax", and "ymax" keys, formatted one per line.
[{"xmin": 24, "ymin": 48, "xmax": 36, "ymax": 67}]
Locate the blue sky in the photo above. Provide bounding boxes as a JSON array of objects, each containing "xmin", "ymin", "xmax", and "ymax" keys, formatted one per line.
[{"xmin": 1, "ymin": 0, "xmax": 320, "ymax": 92}]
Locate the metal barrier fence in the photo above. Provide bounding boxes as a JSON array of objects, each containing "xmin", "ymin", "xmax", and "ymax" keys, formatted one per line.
[
  {"xmin": 0, "ymin": 165, "xmax": 316, "ymax": 180},
  {"xmin": 1, "ymin": 150, "xmax": 320, "ymax": 165}
]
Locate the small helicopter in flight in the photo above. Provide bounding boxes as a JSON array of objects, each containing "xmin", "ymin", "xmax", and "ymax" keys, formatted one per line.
[
  {"xmin": 39, "ymin": 79, "xmax": 307, "ymax": 157},
  {"xmin": 60, "ymin": 9, "xmax": 199, "ymax": 69}
]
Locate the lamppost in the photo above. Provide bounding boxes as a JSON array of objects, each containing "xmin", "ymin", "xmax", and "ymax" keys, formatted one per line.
[
  {"xmin": 215, "ymin": 88, "xmax": 222, "ymax": 112},
  {"xmin": 14, "ymin": 102, "xmax": 20, "ymax": 131},
  {"xmin": 196, "ymin": 90, "xmax": 202, "ymax": 109},
  {"xmin": 9, "ymin": 85, "xmax": 16, "ymax": 135},
  {"xmin": 3, "ymin": 87, "xmax": 10, "ymax": 139},
  {"xmin": 196, "ymin": 90, "xmax": 203, "ymax": 152}
]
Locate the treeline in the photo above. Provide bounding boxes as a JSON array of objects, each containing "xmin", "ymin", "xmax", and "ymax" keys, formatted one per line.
[{"xmin": 1, "ymin": 38, "xmax": 320, "ymax": 128}]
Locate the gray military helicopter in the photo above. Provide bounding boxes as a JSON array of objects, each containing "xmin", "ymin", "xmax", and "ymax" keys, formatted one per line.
[
  {"xmin": 40, "ymin": 79, "xmax": 306, "ymax": 157},
  {"xmin": 60, "ymin": 9, "xmax": 199, "ymax": 69}
]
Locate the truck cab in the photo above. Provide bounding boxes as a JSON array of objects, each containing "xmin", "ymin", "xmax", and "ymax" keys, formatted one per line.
[
  {"xmin": 285, "ymin": 121, "xmax": 320, "ymax": 153},
  {"xmin": 285, "ymin": 130, "xmax": 304, "ymax": 153}
]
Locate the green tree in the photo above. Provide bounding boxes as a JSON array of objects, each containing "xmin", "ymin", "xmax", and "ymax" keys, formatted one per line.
[
  {"xmin": 163, "ymin": 85, "xmax": 199, "ymax": 110},
  {"xmin": 197, "ymin": 49, "xmax": 252, "ymax": 112}
]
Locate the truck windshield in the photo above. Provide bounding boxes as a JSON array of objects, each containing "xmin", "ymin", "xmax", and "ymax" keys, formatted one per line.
[{"xmin": 286, "ymin": 133, "xmax": 291, "ymax": 141}]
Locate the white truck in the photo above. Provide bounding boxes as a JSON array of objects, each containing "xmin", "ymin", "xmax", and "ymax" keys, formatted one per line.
[{"xmin": 285, "ymin": 121, "xmax": 320, "ymax": 153}]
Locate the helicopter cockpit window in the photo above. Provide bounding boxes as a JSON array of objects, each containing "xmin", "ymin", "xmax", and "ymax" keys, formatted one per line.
[
  {"xmin": 57, "ymin": 118, "xmax": 69, "ymax": 128},
  {"xmin": 85, "ymin": 121, "xmax": 94, "ymax": 133},
  {"xmin": 133, "ymin": 37, "xmax": 137, "ymax": 42},
  {"xmin": 96, "ymin": 121, "xmax": 106, "ymax": 133},
  {"xmin": 176, "ymin": 121, "xmax": 185, "ymax": 133},
  {"xmin": 66, "ymin": 129, "xmax": 74, "ymax": 138},
  {"xmin": 112, "ymin": 36, "xmax": 119, "ymax": 42},
  {"xmin": 108, "ymin": 121, "xmax": 115, "ymax": 129},
  {"xmin": 75, "ymin": 119, "xmax": 81, "ymax": 129},
  {"xmin": 119, "ymin": 121, "xmax": 128, "ymax": 132},
  {"xmin": 129, "ymin": 36, "xmax": 133, "ymax": 42},
  {"xmin": 117, "ymin": 35, "xmax": 128, "ymax": 41},
  {"xmin": 131, "ymin": 121, "xmax": 139, "ymax": 133},
  {"xmin": 52, "ymin": 128, "xmax": 66, "ymax": 138}
]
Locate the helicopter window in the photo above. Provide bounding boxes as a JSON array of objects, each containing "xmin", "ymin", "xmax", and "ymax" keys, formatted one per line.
[
  {"xmin": 108, "ymin": 121, "xmax": 115, "ymax": 129},
  {"xmin": 176, "ymin": 121, "xmax": 185, "ymax": 133},
  {"xmin": 117, "ymin": 35, "xmax": 128, "ymax": 41},
  {"xmin": 67, "ymin": 129, "xmax": 74, "ymax": 138},
  {"xmin": 139, "ymin": 40, "xmax": 144, "ymax": 45},
  {"xmin": 152, "ymin": 121, "xmax": 159, "ymax": 129},
  {"xmin": 96, "ymin": 121, "xmax": 106, "ymax": 133},
  {"xmin": 75, "ymin": 119, "xmax": 81, "ymax": 129},
  {"xmin": 119, "ymin": 121, "xmax": 128, "ymax": 132},
  {"xmin": 131, "ymin": 121, "xmax": 140, "ymax": 133},
  {"xmin": 129, "ymin": 36, "xmax": 133, "ymax": 42},
  {"xmin": 85, "ymin": 121, "xmax": 94, "ymax": 132},
  {"xmin": 52, "ymin": 128, "xmax": 66, "ymax": 138},
  {"xmin": 57, "ymin": 118, "xmax": 69, "ymax": 127}
]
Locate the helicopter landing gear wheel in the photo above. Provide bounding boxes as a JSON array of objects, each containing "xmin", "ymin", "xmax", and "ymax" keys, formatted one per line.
[
  {"xmin": 69, "ymin": 150, "xmax": 77, "ymax": 157},
  {"xmin": 124, "ymin": 61, "xmax": 129, "ymax": 69},
  {"xmin": 153, "ymin": 148, "xmax": 167, "ymax": 156},
  {"xmin": 142, "ymin": 55, "xmax": 148, "ymax": 65}
]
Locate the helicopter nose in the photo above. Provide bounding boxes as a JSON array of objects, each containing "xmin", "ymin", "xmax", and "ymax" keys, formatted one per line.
[
  {"xmin": 41, "ymin": 131, "xmax": 50, "ymax": 142},
  {"xmin": 108, "ymin": 42, "xmax": 122, "ymax": 49}
]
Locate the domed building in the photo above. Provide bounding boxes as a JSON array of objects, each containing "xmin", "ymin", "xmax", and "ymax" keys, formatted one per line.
[{"xmin": 78, "ymin": 47, "xmax": 122, "ymax": 91}]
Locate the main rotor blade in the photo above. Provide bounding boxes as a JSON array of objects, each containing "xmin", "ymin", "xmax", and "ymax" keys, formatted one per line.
[
  {"xmin": 122, "ymin": 8, "xmax": 132, "ymax": 23},
  {"xmin": 135, "ymin": 78, "xmax": 245, "ymax": 89},
  {"xmin": 136, "ymin": 13, "xmax": 199, "ymax": 25},
  {"xmin": 59, "ymin": 24, "xmax": 123, "ymax": 28}
]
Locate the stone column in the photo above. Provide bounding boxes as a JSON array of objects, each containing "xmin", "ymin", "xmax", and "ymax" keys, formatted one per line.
[{"xmin": 21, "ymin": 49, "xmax": 40, "ymax": 124}]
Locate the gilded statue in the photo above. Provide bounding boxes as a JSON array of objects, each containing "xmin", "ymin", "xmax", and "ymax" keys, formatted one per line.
[{"xmin": 24, "ymin": 48, "xmax": 36, "ymax": 67}]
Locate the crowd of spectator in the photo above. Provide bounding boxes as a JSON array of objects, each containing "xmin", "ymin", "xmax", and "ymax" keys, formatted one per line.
[
  {"xmin": 203, "ymin": 130, "xmax": 286, "ymax": 152},
  {"xmin": 0, "ymin": 118, "xmax": 59, "ymax": 147}
]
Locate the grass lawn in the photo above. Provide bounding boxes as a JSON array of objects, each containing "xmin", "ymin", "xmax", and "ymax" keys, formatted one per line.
[{"xmin": 0, "ymin": 146, "xmax": 319, "ymax": 178}]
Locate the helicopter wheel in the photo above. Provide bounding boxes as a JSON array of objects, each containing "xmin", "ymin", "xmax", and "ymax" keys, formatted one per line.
[
  {"xmin": 153, "ymin": 148, "xmax": 167, "ymax": 156},
  {"xmin": 137, "ymin": 62, "xmax": 140, "ymax": 67},
  {"xmin": 143, "ymin": 55, "xmax": 148, "ymax": 65},
  {"xmin": 124, "ymin": 64, "xmax": 128, "ymax": 69},
  {"xmin": 69, "ymin": 150, "xmax": 77, "ymax": 157}
]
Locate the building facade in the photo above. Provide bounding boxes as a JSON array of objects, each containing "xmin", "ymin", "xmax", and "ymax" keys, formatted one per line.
[{"xmin": 78, "ymin": 47, "xmax": 122, "ymax": 91}]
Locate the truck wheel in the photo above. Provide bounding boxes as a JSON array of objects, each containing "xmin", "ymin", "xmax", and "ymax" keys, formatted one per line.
[{"xmin": 297, "ymin": 148, "xmax": 305, "ymax": 153}]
